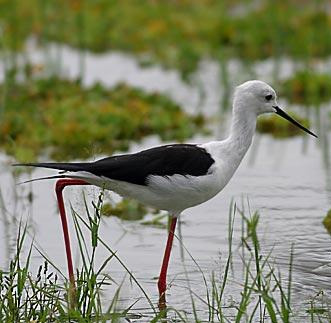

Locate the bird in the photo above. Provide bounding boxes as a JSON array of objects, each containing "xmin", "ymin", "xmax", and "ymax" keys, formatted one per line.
[{"xmin": 14, "ymin": 80, "xmax": 317, "ymax": 308}]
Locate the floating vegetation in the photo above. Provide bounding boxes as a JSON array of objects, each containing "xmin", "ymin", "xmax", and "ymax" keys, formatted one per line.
[
  {"xmin": 322, "ymin": 209, "xmax": 331, "ymax": 234},
  {"xmin": 101, "ymin": 199, "xmax": 166, "ymax": 227},
  {"xmin": 0, "ymin": 1, "xmax": 330, "ymax": 77},
  {"xmin": 280, "ymin": 71, "xmax": 331, "ymax": 105},
  {"xmin": 140, "ymin": 214, "xmax": 167, "ymax": 229},
  {"xmin": 101, "ymin": 199, "xmax": 150, "ymax": 221},
  {"xmin": 257, "ymin": 111, "xmax": 310, "ymax": 138},
  {"xmin": 217, "ymin": 6, "xmax": 331, "ymax": 61},
  {"xmin": 0, "ymin": 77, "xmax": 205, "ymax": 162}
]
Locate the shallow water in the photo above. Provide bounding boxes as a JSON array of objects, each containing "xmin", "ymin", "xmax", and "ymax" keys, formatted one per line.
[{"xmin": 0, "ymin": 43, "xmax": 331, "ymax": 321}]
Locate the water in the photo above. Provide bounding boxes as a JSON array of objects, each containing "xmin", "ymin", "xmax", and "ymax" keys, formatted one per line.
[{"xmin": 0, "ymin": 42, "xmax": 331, "ymax": 321}]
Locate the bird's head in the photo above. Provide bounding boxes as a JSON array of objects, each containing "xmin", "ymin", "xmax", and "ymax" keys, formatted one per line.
[{"xmin": 234, "ymin": 80, "xmax": 317, "ymax": 138}]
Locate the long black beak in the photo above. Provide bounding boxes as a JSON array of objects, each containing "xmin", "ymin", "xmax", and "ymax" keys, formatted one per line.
[{"xmin": 273, "ymin": 106, "xmax": 318, "ymax": 138}]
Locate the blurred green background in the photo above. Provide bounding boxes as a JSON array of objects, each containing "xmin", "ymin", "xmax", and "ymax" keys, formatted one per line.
[{"xmin": 0, "ymin": 0, "xmax": 330, "ymax": 161}]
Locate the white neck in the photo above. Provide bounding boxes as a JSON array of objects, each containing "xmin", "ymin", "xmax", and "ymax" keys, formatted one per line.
[
  {"xmin": 200, "ymin": 104, "xmax": 257, "ymax": 191},
  {"xmin": 226, "ymin": 106, "xmax": 257, "ymax": 159},
  {"xmin": 202, "ymin": 101, "xmax": 257, "ymax": 171}
]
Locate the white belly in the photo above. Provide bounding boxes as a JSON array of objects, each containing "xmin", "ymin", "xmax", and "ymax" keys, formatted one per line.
[
  {"xmin": 144, "ymin": 173, "xmax": 222, "ymax": 212},
  {"xmin": 79, "ymin": 171, "xmax": 223, "ymax": 214}
]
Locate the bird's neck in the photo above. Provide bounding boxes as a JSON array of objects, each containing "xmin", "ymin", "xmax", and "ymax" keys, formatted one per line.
[{"xmin": 226, "ymin": 108, "xmax": 257, "ymax": 158}]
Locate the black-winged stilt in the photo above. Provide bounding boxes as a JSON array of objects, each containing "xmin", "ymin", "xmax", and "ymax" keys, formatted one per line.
[{"xmin": 14, "ymin": 80, "xmax": 317, "ymax": 307}]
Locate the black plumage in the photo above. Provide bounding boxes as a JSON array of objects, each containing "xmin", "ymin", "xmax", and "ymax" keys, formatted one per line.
[{"xmin": 15, "ymin": 144, "xmax": 215, "ymax": 186}]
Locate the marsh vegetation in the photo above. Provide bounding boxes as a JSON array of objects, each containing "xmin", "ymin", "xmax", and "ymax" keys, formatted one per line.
[{"xmin": 3, "ymin": 198, "xmax": 329, "ymax": 322}]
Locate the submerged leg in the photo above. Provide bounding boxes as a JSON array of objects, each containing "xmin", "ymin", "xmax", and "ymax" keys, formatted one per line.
[
  {"xmin": 158, "ymin": 215, "xmax": 178, "ymax": 309},
  {"xmin": 55, "ymin": 179, "xmax": 91, "ymax": 287}
]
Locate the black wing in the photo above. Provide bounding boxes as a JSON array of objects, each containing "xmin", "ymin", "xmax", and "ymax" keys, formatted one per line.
[{"xmin": 14, "ymin": 144, "xmax": 215, "ymax": 186}]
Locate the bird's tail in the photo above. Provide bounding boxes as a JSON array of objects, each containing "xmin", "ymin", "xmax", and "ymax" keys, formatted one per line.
[
  {"xmin": 18, "ymin": 174, "xmax": 68, "ymax": 185},
  {"xmin": 13, "ymin": 162, "xmax": 91, "ymax": 172},
  {"xmin": 13, "ymin": 162, "xmax": 91, "ymax": 184}
]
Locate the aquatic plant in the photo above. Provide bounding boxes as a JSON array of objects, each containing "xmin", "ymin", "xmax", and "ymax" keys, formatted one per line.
[
  {"xmin": 322, "ymin": 209, "xmax": 331, "ymax": 234},
  {"xmin": 0, "ymin": 77, "xmax": 204, "ymax": 161},
  {"xmin": 280, "ymin": 71, "xmax": 331, "ymax": 105},
  {"xmin": 257, "ymin": 111, "xmax": 310, "ymax": 138},
  {"xmin": 101, "ymin": 199, "xmax": 150, "ymax": 221},
  {"xmin": 101, "ymin": 198, "xmax": 167, "ymax": 227}
]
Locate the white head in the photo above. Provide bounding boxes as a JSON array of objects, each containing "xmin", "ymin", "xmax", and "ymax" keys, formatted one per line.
[
  {"xmin": 233, "ymin": 80, "xmax": 317, "ymax": 137},
  {"xmin": 234, "ymin": 80, "xmax": 277, "ymax": 115}
]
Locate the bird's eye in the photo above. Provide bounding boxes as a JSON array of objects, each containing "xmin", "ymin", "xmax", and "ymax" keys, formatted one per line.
[{"xmin": 265, "ymin": 94, "xmax": 272, "ymax": 101}]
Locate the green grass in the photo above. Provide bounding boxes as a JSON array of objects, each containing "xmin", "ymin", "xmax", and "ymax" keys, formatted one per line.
[
  {"xmin": 0, "ymin": 223, "xmax": 66, "ymax": 322},
  {"xmin": 0, "ymin": 190, "xmax": 157, "ymax": 322},
  {"xmin": 1, "ymin": 194, "xmax": 329, "ymax": 322},
  {"xmin": 0, "ymin": 76, "xmax": 205, "ymax": 162}
]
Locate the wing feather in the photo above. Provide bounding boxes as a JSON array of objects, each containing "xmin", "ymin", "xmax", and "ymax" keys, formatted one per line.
[{"xmin": 14, "ymin": 144, "xmax": 215, "ymax": 186}]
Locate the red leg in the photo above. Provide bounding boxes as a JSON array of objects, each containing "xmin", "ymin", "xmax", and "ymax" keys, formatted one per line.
[
  {"xmin": 158, "ymin": 216, "xmax": 178, "ymax": 309},
  {"xmin": 55, "ymin": 179, "xmax": 91, "ymax": 287}
]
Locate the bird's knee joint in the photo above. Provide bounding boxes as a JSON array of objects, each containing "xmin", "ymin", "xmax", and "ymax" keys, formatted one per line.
[{"xmin": 55, "ymin": 180, "xmax": 66, "ymax": 194}]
